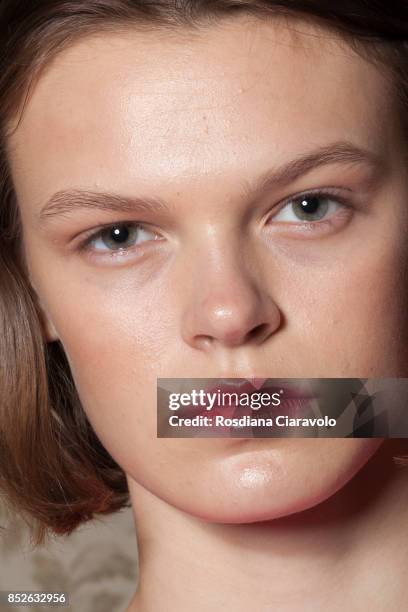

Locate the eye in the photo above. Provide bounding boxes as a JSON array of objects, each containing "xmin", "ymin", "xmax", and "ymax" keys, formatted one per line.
[
  {"xmin": 79, "ymin": 222, "xmax": 159, "ymax": 253},
  {"xmin": 271, "ymin": 190, "xmax": 347, "ymax": 224}
]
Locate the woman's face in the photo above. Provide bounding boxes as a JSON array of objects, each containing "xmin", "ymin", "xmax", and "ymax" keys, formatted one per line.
[{"xmin": 7, "ymin": 16, "xmax": 408, "ymax": 521}]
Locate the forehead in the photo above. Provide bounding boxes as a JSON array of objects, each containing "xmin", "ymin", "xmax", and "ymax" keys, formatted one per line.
[{"xmin": 8, "ymin": 15, "xmax": 392, "ymax": 199}]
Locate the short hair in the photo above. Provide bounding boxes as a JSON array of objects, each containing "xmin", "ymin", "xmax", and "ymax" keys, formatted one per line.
[{"xmin": 1, "ymin": 1, "xmax": 407, "ymax": 548}]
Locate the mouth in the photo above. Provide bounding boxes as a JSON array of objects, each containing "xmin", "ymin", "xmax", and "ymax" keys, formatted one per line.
[{"xmin": 178, "ymin": 378, "xmax": 318, "ymax": 422}]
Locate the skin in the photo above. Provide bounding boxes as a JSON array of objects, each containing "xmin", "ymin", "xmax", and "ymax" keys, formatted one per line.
[{"xmin": 6, "ymin": 14, "xmax": 408, "ymax": 611}]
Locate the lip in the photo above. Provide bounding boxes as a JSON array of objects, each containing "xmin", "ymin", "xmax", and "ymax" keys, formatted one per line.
[
  {"xmin": 205, "ymin": 379, "xmax": 317, "ymax": 400},
  {"xmin": 177, "ymin": 378, "xmax": 317, "ymax": 420}
]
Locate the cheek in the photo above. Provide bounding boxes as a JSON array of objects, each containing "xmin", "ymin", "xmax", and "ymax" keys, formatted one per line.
[
  {"xmin": 41, "ymin": 277, "xmax": 170, "ymax": 422},
  {"xmin": 54, "ymin": 297, "xmax": 163, "ymax": 462},
  {"xmin": 45, "ymin": 263, "xmax": 172, "ymax": 360},
  {"xmin": 288, "ymin": 232, "xmax": 408, "ymax": 375}
]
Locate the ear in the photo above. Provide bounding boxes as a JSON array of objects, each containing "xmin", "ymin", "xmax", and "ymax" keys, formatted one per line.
[
  {"xmin": 26, "ymin": 268, "xmax": 60, "ymax": 343},
  {"xmin": 31, "ymin": 289, "xmax": 60, "ymax": 343},
  {"xmin": 39, "ymin": 310, "xmax": 60, "ymax": 344}
]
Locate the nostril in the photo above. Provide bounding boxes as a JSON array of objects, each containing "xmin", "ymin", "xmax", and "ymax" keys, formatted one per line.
[{"xmin": 246, "ymin": 322, "xmax": 269, "ymax": 342}]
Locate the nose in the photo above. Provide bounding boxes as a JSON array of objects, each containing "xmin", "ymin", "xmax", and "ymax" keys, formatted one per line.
[{"xmin": 181, "ymin": 246, "xmax": 282, "ymax": 351}]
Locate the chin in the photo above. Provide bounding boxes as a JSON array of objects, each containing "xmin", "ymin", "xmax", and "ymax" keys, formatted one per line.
[{"xmin": 175, "ymin": 438, "xmax": 384, "ymax": 524}]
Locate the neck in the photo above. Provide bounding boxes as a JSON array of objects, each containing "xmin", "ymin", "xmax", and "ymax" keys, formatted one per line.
[{"xmin": 126, "ymin": 439, "xmax": 408, "ymax": 611}]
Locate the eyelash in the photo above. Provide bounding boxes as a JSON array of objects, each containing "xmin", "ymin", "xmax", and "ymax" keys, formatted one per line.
[
  {"xmin": 265, "ymin": 187, "xmax": 352, "ymax": 230},
  {"xmin": 76, "ymin": 187, "xmax": 353, "ymax": 258}
]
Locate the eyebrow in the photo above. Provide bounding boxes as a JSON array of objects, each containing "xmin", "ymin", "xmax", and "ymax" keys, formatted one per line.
[{"xmin": 38, "ymin": 140, "xmax": 385, "ymax": 224}]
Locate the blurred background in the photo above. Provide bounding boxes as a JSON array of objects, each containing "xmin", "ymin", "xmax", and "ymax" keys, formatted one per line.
[{"xmin": 0, "ymin": 502, "xmax": 138, "ymax": 611}]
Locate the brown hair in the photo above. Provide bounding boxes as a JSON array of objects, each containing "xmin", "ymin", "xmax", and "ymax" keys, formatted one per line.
[{"xmin": 1, "ymin": 0, "xmax": 408, "ymax": 549}]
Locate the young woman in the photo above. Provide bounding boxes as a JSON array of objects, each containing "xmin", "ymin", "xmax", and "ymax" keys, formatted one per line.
[{"xmin": 1, "ymin": 2, "xmax": 408, "ymax": 610}]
